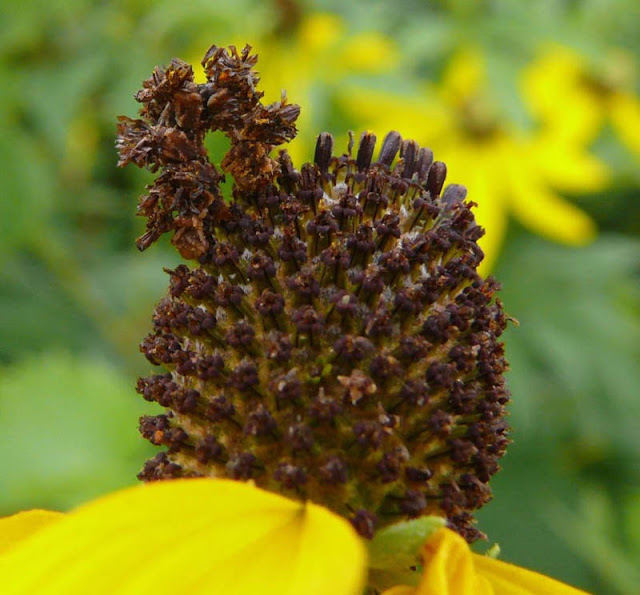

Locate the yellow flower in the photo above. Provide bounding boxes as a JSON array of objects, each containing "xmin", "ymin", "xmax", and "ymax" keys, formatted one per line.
[
  {"xmin": 189, "ymin": 13, "xmax": 398, "ymax": 165},
  {"xmin": 1, "ymin": 479, "xmax": 590, "ymax": 594},
  {"xmin": 340, "ymin": 48, "xmax": 607, "ymax": 271},
  {"xmin": 522, "ymin": 43, "xmax": 640, "ymax": 157},
  {"xmin": 248, "ymin": 13, "xmax": 397, "ymax": 166}
]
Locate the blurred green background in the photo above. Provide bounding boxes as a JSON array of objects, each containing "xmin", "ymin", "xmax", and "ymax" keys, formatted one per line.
[{"xmin": 1, "ymin": 1, "xmax": 639, "ymax": 593}]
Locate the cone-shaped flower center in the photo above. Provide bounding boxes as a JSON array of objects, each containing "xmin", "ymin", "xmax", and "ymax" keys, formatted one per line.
[{"xmin": 116, "ymin": 44, "xmax": 510, "ymax": 541}]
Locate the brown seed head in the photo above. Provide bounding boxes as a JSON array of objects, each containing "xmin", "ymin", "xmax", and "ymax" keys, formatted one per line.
[{"xmin": 117, "ymin": 44, "xmax": 510, "ymax": 542}]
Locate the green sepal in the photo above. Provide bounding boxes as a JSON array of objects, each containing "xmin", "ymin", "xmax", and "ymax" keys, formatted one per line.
[
  {"xmin": 485, "ymin": 542, "xmax": 501, "ymax": 559},
  {"xmin": 366, "ymin": 516, "xmax": 446, "ymax": 591}
]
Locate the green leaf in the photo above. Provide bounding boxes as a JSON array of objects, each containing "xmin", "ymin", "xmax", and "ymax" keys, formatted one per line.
[
  {"xmin": 497, "ymin": 233, "xmax": 640, "ymax": 455},
  {"xmin": 0, "ymin": 126, "xmax": 54, "ymax": 257},
  {"xmin": 0, "ymin": 351, "xmax": 156, "ymax": 514}
]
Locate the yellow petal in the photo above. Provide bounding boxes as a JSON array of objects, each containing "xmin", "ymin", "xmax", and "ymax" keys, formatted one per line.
[
  {"xmin": 1, "ymin": 478, "xmax": 366, "ymax": 595},
  {"xmin": 538, "ymin": 96, "xmax": 603, "ymax": 146},
  {"xmin": 531, "ymin": 135, "xmax": 609, "ymax": 193},
  {"xmin": 414, "ymin": 529, "xmax": 494, "ymax": 595},
  {"xmin": 442, "ymin": 146, "xmax": 508, "ymax": 273},
  {"xmin": 382, "ymin": 587, "xmax": 416, "ymax": 595},
  {"xmin": 476, "ymin": 199, "xmax": 508, "ymax": 275},
  {"xmin": 610, "ymin": 92, "xmax": 640, "ymax": 156},
  {"xmin": 0, "ymin": 510, "xmax": 64, "ymax": 555},
  {"xmin": 338, "ymin": 86, "xmax": 448, "ymax": 143},
  {"xmin": 405, "ymin": 528, "xmax": 590, "ymax": 595},
  {"xmin": 440, "ymin": 48, "xmax": 486, "ymax": 103},
  {"xmin": 340, "ymin": 32, "xmax": 398, "ymax": 73},
  {"xmin": 504, "ymin": 158, "xmax": 596, "ymax": 245},
  {"xmin": 520, "ymin": 48, "xmax": 603, "ymax": 145},
  {"xmin": 298, "ymin": 13, "xmax": 345, "ymax": 54},
  {"xmin": 473, "ymin": 555, "xmax": 591, "ymax": 594}
]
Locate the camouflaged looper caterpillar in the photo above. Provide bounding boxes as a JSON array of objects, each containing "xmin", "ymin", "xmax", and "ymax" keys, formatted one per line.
[{"xmin": 117, "ymin": 44, "xmax": 510, "ymax": 542}]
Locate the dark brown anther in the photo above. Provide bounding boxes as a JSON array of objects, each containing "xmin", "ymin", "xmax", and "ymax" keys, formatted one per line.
[
  {"xmin": 356, "ymin": 132, "xmax": 377, "ymax": 171},
  {"xmin": 376, "ymin": 447, "xmax": 409, "ymax": 483},
  {"xmin": 247, "ymin": 252, "xmax": 276, "ymax": 280},
  {"xmin": 287, "ymin": 423, "xmax": 314, "ymax": 452},
  {"xmin": 441, "ymin": 183, "xmax": 468, "ymax": 206},
  {"xmin": 229, "ymin": 360, "xmax": 259, "ymax": 391},
  {"xmin": 400, "ymin": 139, "xmax": 419, "ymax": 179},
  {"xmin": 226, "ymin": 453, "xmax": 258, "ymax": 480},
  {"xmin": 277, "ymin": 150, "xmax": 302, "ymax": 192},
  {"xmin": 274, "ymin": 462, "xmax": 308, "ymax": 490},
  {"xmin": 333, "ymin": 335, "xmax": 374, "ymax": 362},
  {"xmin": 225, "ymin": 322, "xmax": 256, "ymax": 350},
  {"xmin": 272, "ymin": 370, "xmax": 302, "ymax": 405},
  {"xmin": 314, "ymin": 132, "xmax": 334, "ymax": 174},
  {"xmin": 255, "ymin": 289, "xmax": 285, "ymax": 316},
  {"xmin": 353, "ymin": 420, "xmax": 386, "ymax": 449},
  {"xmin": 350, "ymin": 510, "xmax": 377, "ymax": 539},
  {"xmin": 215, "ymin": 283, "xmax": 245, "ymax": 308},
  {"xmin": 244, "ymin": 404, "xmax": 278, "ymax": 436},
  {"xmin": 405, "ymin": 466, "xmax": 433, "ymax": 483},
  {"xmin": 291, "ymin": 305, "xmax": 324, "ymax": 335},
  {"xmin": 319, "ymin": 456, "xmax": 349, "ymax": 484},
  {"xmin": 369, "ymin": 354, "xmax": 401, "ymax": 381},
  {"xmin": 195, "ymin": 436, "xmax": 224, "ymax": 464},
  {"xmin": 307, "ymin": 210, "xmax": 339, "ymax": 238},
  {"xmin": 264, "ymin": 331, "xmax": 293, "ymax": 362},
  {"xmin": 205, "ymin": 396, "xmax": 235, "ymax": 422},
  {"xmin": 449, "ymin": 439, "xmax": 479, "ymax": 464},
  {"xmin": 429, "ymin": 410, "xmax": 454, "ymax": 437},
  {"xmin": 415, "ymin": 146, "xmax": 434, "ymax": 181},
  {"xmin": 307, "ymin": 393, "xmax": 342, "ymax": 423},
  {"xmin": 377, "ymin": 130, "xmax": 402, "ymax": 167},
  {"xmin": 286, "ymin": 270, "xmax": 320, "ymax": 299},
  {"xmin": 397, "ymin": 379, "xmax": 430, "ymax": 408},
  {"xmin": 279, "ymin": 232, "xmax": 308, "ymax": 265},
  {"xmin": 138, "ymin": 452, "xmax": 188, "ymax": 481},
  {"xmin": 399, "ymin": 489, "xmax": 427, "ymax": 517},
  {"xmin": 426, "ymin": 161, "xmax": 447, "ymax": 196},
  {"xmin": 396, "ymin": 336, "xmax": 429, "ymax": 362},
  {"xmin": 393, "ymin": 287, "xmax": 422, "ymax": 316},
  {"xmin": 330, "ymin": 290, "xmax": 359, "ymax": 316}
]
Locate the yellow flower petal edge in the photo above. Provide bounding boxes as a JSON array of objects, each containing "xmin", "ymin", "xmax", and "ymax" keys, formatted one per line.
[
  {"xmin": 610, "ymin": 92, "xmax": 640, "ymax": 156},
  {"xmin": 1, "ymin": 478, "xmax": 367, "ymax": 595},
  {"xmin": 382, "ymin": 528, "xmax": 591, "ymax": 595},
  {"xmin": 383, "ymin": 587, "xmax": 416, "ymax": 595},
  {"xmin": 0, "ymin": 510, "xmax": 64, "ymax": 555}
]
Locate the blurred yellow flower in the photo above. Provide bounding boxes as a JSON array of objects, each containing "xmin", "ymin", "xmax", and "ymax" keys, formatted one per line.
[
  {"xmin": 1, "ymin": 479, "xmax": 590, "ymax": 594},
  {"xmin": 340, "ymin": 48, "xmax": 608, "ymax": 271},
  {"xmin": 252, "ymin": 13, "xmax": 397, "ymax": 165},
  {"xmin": 189, "ymin": 13, "xmax": 398, "ymax": 165},
  {"xmin": 522, "ymin": 44, "xmax": 640, "ymax": 158}
]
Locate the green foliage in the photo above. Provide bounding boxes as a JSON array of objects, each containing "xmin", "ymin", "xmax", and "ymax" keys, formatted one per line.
[
  {"xmin": 501, "ymin": 234, "xmax": 640, "ymax": 454},
  {"xmin": 0, "ymin": 351, "xmax": 156, "ymax": 513},
  {"xmin": 478, "ymin": 232, "xmax": 640, "ymax": 594}
]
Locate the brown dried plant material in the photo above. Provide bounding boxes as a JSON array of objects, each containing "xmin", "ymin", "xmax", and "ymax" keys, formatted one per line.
[
  {"xmin": 118, "ymin": 46, "xmax": 510, "ymax": 542},
  {"xmin": 116, "ymin": 46, "xmax": 300, "ymax": 257}
]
